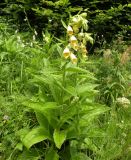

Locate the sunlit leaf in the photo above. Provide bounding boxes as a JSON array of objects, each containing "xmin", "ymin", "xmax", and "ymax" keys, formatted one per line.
[
  {"xmin": 45, "ymin": 147, "xmax": 59, "ymax": 160},
  {"xmin": 53, "ymin": 129, "xmax": 67, "ymax": 149},
  {"xmin": 22, "ymin": 126, "xmax": 50, "ymax": 149}
]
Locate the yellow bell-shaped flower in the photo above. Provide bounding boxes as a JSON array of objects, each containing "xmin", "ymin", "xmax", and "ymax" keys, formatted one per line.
[
  {"xmin": 63, "ymin": 47, "xmax": 70, "ymax": 59},
  {"xmin": 70, "ymin": 35, "xmax": 77, "ymax": 45},
  {"xmin": 67, "ymin": 26, "xmax": 73, "ymax": 35},
  {"xmin": 71, "ymin": 43, "xmax": 79, "ymax": 51},
  {"xmin": 70, "ymin": 53, "xmax": 77, "ymax": 64}
]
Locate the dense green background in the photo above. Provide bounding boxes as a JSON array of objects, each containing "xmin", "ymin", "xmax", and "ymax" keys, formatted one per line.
[{"xmin": 0, "ymin": 0, "xmax": 131, "ymax": 43}]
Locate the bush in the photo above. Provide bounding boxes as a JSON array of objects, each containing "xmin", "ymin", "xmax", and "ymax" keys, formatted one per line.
[{"xmin": 1, "ymin": 0, "xmax": 131, "ymax": 44}]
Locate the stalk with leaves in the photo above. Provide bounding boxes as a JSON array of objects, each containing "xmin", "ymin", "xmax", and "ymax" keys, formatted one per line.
[{"xmin": 19, "ymin": 13, "xmax": 109, "ymax": 160}]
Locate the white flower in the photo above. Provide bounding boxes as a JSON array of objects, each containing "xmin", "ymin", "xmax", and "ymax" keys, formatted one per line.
[
  {"xmin": 116, "ymin": 97, "xmax": 130, "ymax": 108},
  {"xmin": 3, "ymin": 115, "xmax": 9, "ymax": 120}
]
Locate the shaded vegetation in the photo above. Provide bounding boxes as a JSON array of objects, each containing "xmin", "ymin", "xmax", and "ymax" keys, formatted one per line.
[{"xmin": 0, "ymin": 0, "xmax": 131, "ymax": 160}]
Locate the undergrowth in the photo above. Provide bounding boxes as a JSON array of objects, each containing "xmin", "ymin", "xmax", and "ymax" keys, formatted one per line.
[{"xmin": 0, "ymin": 12, "xmax": 131, "ymax": 160}]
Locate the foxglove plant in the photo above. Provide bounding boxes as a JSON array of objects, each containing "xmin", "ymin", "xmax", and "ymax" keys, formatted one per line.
[{"xmin": 19, "ymin": 13, "xmax": 109, "ymax": 160}]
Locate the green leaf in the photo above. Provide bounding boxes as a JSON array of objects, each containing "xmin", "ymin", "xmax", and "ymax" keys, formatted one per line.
[
  {"xmin": 23, "ymin": 101, "xmax": 59, "ymax": 128},
  {"xmin": 45, "ymin": 147, "xmax": 59, "ymax": 160},
  {"xmin": 15, "ymin": 143, "xmax": 23, "ymax": 151},
  {"xmin": 65, "ymin": 66, "xmax": 93, "ymax": 74},
  {"xmin": 23, "ymin": 101, "xmax": 59, "ymax": 113},
  {"xmin": 16, "ymin": 149, "xmax": 40, "ymax": 160},
  {"xmin": 59, "ymin": 104, "xmax": 77, "ymax": 126},
  {"xmin": 61, "ymin": 19, "xmax": 67, "ymax": 29},
  {"xmin": 80, "ymin": 105, "xmax": 110, "ymax": 125},
  {"xmin": 35, "ymin": 112, "xmax": 52, "ymax": 134},
  {"xmin": 22, "ymin": 126, "xmax": 50, "ymax": 149},
  {"xmin": 76, "ymin": 83, "xmax": 98, "ymax": 95},
  {"xmin": 127, "ymin": 4, "xmax": 131, "ymax": 8},
  {"xmin": 53, "ymin": 129, "xmax": 67, "ymax": 149}
]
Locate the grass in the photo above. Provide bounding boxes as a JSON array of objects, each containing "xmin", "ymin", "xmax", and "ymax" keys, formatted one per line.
[{"xmin": 0, "ymin": 17, "xmax": 131, "ymax": 160}]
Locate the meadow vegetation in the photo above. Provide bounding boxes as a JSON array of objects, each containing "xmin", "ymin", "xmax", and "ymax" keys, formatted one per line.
[{"xmin": 0, "ymin": 0, "xmax": 131, "ymax": 160}]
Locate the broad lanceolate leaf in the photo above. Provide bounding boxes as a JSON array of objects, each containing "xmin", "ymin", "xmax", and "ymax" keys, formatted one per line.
[
  {"xmin": 16, "ymin": 149, "xmax": 40, "ymax": 160},
  {"xmin": 80, "ymin": 105, "xmax": 110, "ymax": 126},
  {"xmin": 53, "ymin": 129, "xmax": 67, "ymax": 149},
  {"xmin": 35, "ymin": 112, "xmax": 52, "ymax": 135},
  {"xmin": 45, "ymin": 147, "xmax": 59, "ymax": 160},
  {"xmin": 23, "ymin": 101, "xmax": 60, "ymax": 128},
  {"xmin": 35, "ymin": 112, "xmax": 49, "ymax": 129},
  {"xmin": 76, "ymin": 83, "xmax": 98, "ymax": 96},
  {"xmin": 22, "ymin": 126, "xmax": 51, "ymax": 149},
  {"xmin": 23, "ymin": 101, "xmax": 59, "ymax": 113}
]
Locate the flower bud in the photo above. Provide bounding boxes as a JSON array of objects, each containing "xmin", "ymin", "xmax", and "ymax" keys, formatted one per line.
[
  {"xmin": 72, "ymin": 43, "xmax": 79, "ymax": 51},
  {"xmin": 80, "ymin": 43, "xmax": 86, "ymax": 50},
  {"xmin": 72, "ymin": 17, "xmax": 78, "ymax": 24},
  {"xmin": 78, "ymin": 33, "xmax": 84, "ymax": 40},
  {"xmin": 73, "ymin": 25, "xmax": 79, "ymax": 33},
  {"xmin": 72, "ymin": 17, "xmax": 81, "ymax": 28},
  {"xmin": 80, "ymin": 13, "xmax": 87, "ymax": 18}
]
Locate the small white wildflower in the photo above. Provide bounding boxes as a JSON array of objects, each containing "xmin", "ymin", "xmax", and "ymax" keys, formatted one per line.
[
  {"xmin": 116, "ymin": 97, "xmax": 130, "ymax": 108},
  {"xmin": 116, "ymin": 97, "xmax": 130, "ymax": 105},
  {"xmin": 3, "ymin": 115, "xmax": 9, "ymax": 121}
]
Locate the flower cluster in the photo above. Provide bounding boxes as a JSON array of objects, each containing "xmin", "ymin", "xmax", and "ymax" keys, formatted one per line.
[
  {"xmin": 63, "ymin": 13, "xmax": 93, "ymax": 64},
  {"xmin": 116, "ymin": 97, "xmax": 130, "ymax": 108}
]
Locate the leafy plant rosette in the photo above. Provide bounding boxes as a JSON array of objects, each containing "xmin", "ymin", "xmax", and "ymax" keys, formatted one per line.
[{"xmin": 19, "ymin": 13, "xmax": 109, "ymax": 159}]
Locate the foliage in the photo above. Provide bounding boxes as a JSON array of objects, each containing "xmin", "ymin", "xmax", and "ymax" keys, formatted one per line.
[
  {"xmin": 96, "ymin": 39, "xmax": 131, "ymax": 106},
  {"xmin": 0, "ymin": 21, "xmax": 30, "ymax": 159},
  {"xmin": 0, "ymin": 7, "xmax": 131, "ymax": 160},
  {"xmin": 1, "ymin": 0, "xmax": 130, "ymax": 44},
  {"xmin": 17, "ymin": 13, "xmax": 110, "ymax": 160}
]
